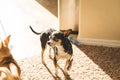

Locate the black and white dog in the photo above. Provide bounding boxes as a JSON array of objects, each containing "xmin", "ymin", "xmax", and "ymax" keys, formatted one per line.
[
  {"xmin": 47, "ymin": 31, "xmax": 73, "ymax": 76},
  {"xmin": 29, "ymin": 26, "xmax": 73, "ymax": 76}
]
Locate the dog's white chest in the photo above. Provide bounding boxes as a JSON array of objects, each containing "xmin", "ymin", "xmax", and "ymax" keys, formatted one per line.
[{"xmin": 55, "ymin": 46, "xmax": 70, "ymax": 60}]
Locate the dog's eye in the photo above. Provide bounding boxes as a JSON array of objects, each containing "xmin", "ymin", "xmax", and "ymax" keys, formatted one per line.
[{"xmin": 53, "ymin": 37, "xmax": 58, "ymax": 41}]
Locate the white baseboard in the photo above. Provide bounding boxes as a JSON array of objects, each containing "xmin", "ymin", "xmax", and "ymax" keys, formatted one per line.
[{"xmin": 78, "ymin": 38, "xmax": 120, "ymax": 47}]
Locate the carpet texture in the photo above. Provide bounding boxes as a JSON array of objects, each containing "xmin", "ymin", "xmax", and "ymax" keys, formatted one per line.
[{"xmin": 18, "ymin": 44, "xmax": 120, "ymax": 80}]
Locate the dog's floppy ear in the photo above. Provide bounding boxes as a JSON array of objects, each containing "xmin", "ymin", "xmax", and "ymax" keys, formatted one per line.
[
  {"xmin": 63, "ymin": 29, "xmax": 72, "ymax": 37},
  {"xmin": 4, "ymin": 35, "xmax": 11, "ymax": 47}
]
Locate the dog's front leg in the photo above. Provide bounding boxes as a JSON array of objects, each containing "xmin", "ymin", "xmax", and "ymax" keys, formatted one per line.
[
  {"xmin": 54, "ymin": 57, "xmax": 58, "ymax": 76},
  {"xmin": 64, "ymin": 60, "xmax": 69, "ymax": 75},
  {"xmin": 41, "ymin": 48, "xmax": 45, "ymax": 64},
  {"xmin": 49, "ymin": 47, "xmax": 53, "ymax": 60}
]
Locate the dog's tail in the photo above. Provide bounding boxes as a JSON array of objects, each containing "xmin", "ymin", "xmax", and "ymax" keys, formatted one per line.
[
  {"xmin": 29, "ymin": 26, "xmax": 41, "ymax": 35},
  {"xmin": 0, "ymin": 67, "xmax": 13, "ymax": 80}
]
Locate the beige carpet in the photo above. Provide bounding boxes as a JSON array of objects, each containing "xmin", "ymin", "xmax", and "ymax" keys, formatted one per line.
[{"xmin": 18, "ymin": 44, "xmax": 120, "ymax": 80}]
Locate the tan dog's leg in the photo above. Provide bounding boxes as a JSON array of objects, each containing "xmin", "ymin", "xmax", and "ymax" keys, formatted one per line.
[
  {"xmin": 0, "ymin": 67, "xmax": 13, "ymax": 80},
  {"xmin": 9, "ymin": 63, "xmax": 20, "ymax": 80}
]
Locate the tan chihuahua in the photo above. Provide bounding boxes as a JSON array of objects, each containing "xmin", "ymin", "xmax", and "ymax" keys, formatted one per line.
[{"xmin": 0, "ymin": 35, "xmax": 21, "ymax": 80}]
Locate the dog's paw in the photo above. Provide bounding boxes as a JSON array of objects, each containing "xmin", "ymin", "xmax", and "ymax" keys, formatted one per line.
[
  {"xmin": 55, "ymin": 75, "xmax": 61, "ymax": 80},
  {"xmin": 42, "ymin": 61, "xmax": 45, "ymax": 65}
]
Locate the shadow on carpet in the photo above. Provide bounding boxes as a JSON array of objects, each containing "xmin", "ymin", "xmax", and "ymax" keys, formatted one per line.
[
  {"xmin": 18, "ymin": 44, "xmax": 120, "ymax": 80},
  {"xmin": 79, "ymin": 45, "xmax": 120, "ymax": 80}
]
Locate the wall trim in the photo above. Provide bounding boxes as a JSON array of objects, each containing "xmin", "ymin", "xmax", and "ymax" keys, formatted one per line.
[{"xmin": 78, "ymin": 38, "xmax": 120, "ymax": 47}]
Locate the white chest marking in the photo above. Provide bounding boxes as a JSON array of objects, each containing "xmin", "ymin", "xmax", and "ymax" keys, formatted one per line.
[{"xmin": 55, "ymin": 46, "xmax": 71, "ymax": 60}]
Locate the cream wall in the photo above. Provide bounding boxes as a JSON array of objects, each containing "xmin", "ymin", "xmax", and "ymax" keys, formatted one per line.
[
  {"xmin": 60, "ymin": 0, "xmax": 79, "ymax": 31},
  {"xmin": 78, "ymin": 0, "xmax": 120, "ymax": 40}
]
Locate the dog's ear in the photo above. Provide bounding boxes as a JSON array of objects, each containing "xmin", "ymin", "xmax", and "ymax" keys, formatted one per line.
[
  {"xmin": 0, "ymin": 42, "xmax": 3, "ymax": 49},
  {"xmin": 4, "ymin": 35, "xmax": 11, "ymax": 47},
  {"xmin": 63, "ymin": 29, "xmax": 72, "ymax": 37}
]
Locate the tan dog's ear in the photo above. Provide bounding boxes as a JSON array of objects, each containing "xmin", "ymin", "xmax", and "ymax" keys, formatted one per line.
[
  {"xmin": 0, "ymin": 42, "xmax": 3, "ymax": 49},
  {"xmin": 63, "ymin": 29, "xmax": 72, "ymax": 37},
  {"xmin": 4, "ymin": 35, "xmax": 11, "ymax": 47}
]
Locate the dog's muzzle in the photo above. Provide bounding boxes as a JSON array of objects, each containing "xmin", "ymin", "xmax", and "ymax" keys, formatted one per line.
[{"xmin": 47, "ymin": 40, "xmax": 55, "ymax": 46}]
